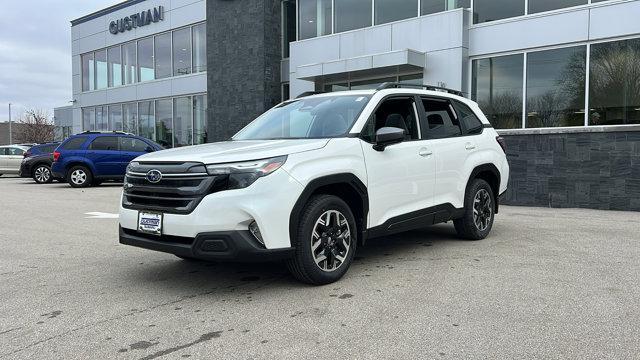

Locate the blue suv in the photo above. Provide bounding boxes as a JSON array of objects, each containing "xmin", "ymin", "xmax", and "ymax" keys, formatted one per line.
[{"xmin": 52, "ymin": 132, "xmax": 163, "ymax": 188}]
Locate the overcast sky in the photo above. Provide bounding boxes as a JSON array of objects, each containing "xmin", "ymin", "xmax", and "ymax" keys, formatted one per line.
[{"xmin": 0, "ymin": 0, "xmax": 121, "ymax": 122}]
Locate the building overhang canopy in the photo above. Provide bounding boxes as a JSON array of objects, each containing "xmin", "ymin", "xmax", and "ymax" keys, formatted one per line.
[{"xmin": 295, "ymin": 49, "xmax": 426, "ymax": 82}]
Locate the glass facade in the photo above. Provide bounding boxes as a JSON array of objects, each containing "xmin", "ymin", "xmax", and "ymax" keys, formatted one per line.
[
  {"xmin": 589, "ymin": 38, "xmax": 640, "ymax": 126},
  {"xmin": 80, "ymin": 23, "xmax": 206, "ymax": 92},
  {"xmin": 422, "ymin": 0, "xmax": 469, "ymax": 16},
  {"xmin": 282, "ymin": 0, "xmax": 296, "ymax": 58},
  {"xmin": 526, "ymin": 46, "xmax": 586, "ymax": 128},
  {"xmin": 82, "ymin": 94, "xmax": 207, "ymax": 147},
  {"xmin": 473, "ymin": 0, "xmax": 525, "ymax": 23},
  {"xmin": 375, "ymin": 0, "xmax": 417, "ymax": 25},
  {"xmin": 529, "ymin": 0, "xmax": 587, "ymax": 14},
  {"xmin": 335, "ymin": 0, "xmax": 372, "ymax": 33},
  {"xmin": 323, "ymin": 73, "xmax": 423, "ymax": 92},
  {"xmin": 173, "ymin": 28, "xmax": 192, "ymax": 76},
  {"xmin": 472, "ymin": 54, "xmax": 524, "ymax": 129},
  {"xmin": 473, "ymin": 37, "xmax": 639, "ymax": 129},
  {"xmin": 154, "ymin": 33, "xmax": 172, "ymax": 79},
  {"xmin": 298, "ymin": 0, "xmax": 332, "ymax": 40}
]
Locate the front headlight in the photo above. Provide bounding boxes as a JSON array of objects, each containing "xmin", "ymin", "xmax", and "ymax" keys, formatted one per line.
[{"xmin": 206, "ymin": 156, "xmax": 287, "ymax": 189}]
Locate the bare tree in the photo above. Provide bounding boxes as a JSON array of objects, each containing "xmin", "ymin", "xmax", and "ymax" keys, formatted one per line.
[{"xmin": 16, "ymin": 109, "xmax": 55, "ymax": 144}]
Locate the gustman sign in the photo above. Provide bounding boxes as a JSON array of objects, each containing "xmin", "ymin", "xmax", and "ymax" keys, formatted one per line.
[{"xmin": 109, "ymin": 6, "xmax": 165, "ymax": 35}]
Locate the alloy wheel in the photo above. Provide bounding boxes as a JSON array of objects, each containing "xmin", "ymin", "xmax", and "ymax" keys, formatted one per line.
[
  {"xmin": 35, "ymin": 166, "xmax": 51, "ymax": 183},
  {"xmin": 311, "ymin": 210, "xmax": 351, "ymax": 272},
  {"xmin": 71, "ymin": 169, "xmax": 87, "ymax": 185},
  {"xmin": 473, "ymin": 189, "xmax": 492, "ymax": 231}
]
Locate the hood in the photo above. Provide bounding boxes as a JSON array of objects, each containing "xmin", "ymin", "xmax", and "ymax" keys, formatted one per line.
[{"xmin": 135, "ymin": 139, "xmax": 330, "ymax": 164}]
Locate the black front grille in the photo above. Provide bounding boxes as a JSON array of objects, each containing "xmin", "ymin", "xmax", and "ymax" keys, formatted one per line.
[{"xmin": 122, "ymin": 162, "xmax": 228, "ymax": 214}]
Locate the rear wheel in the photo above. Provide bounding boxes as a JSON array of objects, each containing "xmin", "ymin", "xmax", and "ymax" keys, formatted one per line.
[
  {"xmin": 67, "ymin": 166, "xmax": 93, "ymax": 188},
  {"xmin": 33, "ymin": 165, "xmax": 53, "ymax": 184},
  {"xmin": 454, "ymin": 178, "xmax": 495, "ymax": 240},
  {"xmin": 286, "ymin": 195, "xmax": 357, "ymax": 285}
]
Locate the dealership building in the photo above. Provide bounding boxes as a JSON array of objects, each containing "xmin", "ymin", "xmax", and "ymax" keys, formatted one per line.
[{"xmin": 58, "ymin": 0, "xmax": 640, "ymax": 210}]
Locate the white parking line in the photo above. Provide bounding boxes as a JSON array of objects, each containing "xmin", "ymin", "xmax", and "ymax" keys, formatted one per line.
[{"xmin": 84, "ymin": 212, "xmax": 119, "ymax": 219}]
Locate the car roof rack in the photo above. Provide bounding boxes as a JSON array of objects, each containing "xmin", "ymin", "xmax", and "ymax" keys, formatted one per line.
[
  {"xmin": 80, "ymin": 130, "xmax": 135, "ymax": 135},
  {"xmin": 296, "ymin": 91, "xmax": 326, "ymax": 99},
  {"xmin": 376, "ymin": 82, "xmax": 465, "ymax": 97}
]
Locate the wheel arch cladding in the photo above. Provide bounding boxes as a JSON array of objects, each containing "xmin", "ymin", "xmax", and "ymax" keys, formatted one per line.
[
  {"xmin": 290, "ymin": 174, "xmax": 369, "ymax": 247},
  {"xmin": 467, "ymin": 164, "xmax": 501, "ymax": 213}
]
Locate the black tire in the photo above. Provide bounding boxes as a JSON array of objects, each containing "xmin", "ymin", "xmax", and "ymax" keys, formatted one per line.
[
  {"xmin": 175, "ymin": 255, "xmax": 201, "ymax": 262},
  {"xmin": 32, "ymin": 164, "xmax": 53, "ymax": 184},
  {"xmin": 67, "ymin": 165, "xmax": 93, "ymax": 188},
  {"xmin": 286, "ymin": 195, "xmax": 357, "ymax": 285},
  {"xmin": 454, "ymin": 178, "xmax": 495, "ymax": 240}
]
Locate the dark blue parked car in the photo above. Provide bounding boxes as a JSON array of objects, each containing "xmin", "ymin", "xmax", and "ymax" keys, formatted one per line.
[{"xmin": 52, "ymin": 132, "xmax": 163, "ymax": 188}]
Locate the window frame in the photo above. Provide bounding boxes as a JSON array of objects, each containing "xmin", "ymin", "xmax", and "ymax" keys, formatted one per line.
[
  {"xmin": 359, "ymin": 94, "xmax": 423, "ymax": 144},
  {"xmin": 417, "ymin": 96, "xmax": 465, "ymax": 140}
]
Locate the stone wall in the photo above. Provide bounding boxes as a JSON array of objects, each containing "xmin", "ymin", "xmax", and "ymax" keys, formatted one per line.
[
  {"xmin": 500, "ymin": 129, "xmax": 640, "ymax": 211},
  {"xmin": 206, "ymin": 0, "xmax": 282, "ymax": 142}
]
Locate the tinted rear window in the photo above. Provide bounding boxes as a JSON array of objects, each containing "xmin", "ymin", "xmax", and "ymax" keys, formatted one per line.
[
  {"xmin": 36, "ymin": 144, "xmax": 58, "ymax": 154},
  {"xmin": 90, "ymin": 136, "xmax": 119, "ymax": 151},
  {"xmin": 61, "ymin": 137, "xmax": 87, "ymax": 150}
]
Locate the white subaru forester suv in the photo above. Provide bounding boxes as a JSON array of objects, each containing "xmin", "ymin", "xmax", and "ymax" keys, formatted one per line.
[{"xmin": 119, "ymin": 83, "xmax": 509, "ymax": 285}]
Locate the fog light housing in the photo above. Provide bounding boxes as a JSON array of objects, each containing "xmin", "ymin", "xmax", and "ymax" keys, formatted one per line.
[{"xmin": 248, "ymin": 221, "xmax": 264, "ymax": 246}]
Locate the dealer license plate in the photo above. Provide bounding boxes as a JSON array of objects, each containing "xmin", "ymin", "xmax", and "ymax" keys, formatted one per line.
[{"xmin": 138, "ymin": 212, "xmax": 163, "ymax": 235}]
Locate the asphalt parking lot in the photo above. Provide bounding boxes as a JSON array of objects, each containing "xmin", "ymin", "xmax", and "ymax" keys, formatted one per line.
[{"xmin": 1, "ymin": 175, "xmax": 639, "ymax": 359}]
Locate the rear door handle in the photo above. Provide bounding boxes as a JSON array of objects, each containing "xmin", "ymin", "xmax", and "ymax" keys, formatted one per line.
[
  {"xmin": 418, "ymin": 148, "xmax": 433, "ymax": 157},
  {"xmin": 465, "ymin": 143, "xmax": 476, "ymax": 150}
]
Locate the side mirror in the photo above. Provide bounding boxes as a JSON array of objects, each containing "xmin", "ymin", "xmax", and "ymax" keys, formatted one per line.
[
  {"xmin": 373, "ymin": 127, "xmax": 405, "ymax": 151},
  {"xmin": 144, "ymin": 146, "xmax": 154, "ymax": 153}
]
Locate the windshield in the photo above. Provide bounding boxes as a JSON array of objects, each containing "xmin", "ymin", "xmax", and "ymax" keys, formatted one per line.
[{"xmin": 233, "ymin": 95, "xmax": 370, "ymax": 140}]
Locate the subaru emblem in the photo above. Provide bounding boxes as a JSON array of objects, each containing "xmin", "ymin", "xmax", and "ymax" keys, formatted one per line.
[{"xmin": 146, "ymin": 169, "xmax": 162, "ymax": 183}]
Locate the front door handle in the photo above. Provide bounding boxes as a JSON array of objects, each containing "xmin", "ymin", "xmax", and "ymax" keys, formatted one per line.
[
  {"xmin": 418, "ymin": 148, "xmax": 433, "ymax": 157},
  {"xmin": 465, "ymin": 143, "xmax": 476, "ymax": 151}
]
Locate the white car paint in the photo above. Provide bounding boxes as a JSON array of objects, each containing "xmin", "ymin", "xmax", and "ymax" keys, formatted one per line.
[
  {"xmin": 119, "ymin": 88, "xmax": 509, "ymax": 250},
  {"xmin": 0, "ymin": 146, "xmax": 29, "ymax": 175}
]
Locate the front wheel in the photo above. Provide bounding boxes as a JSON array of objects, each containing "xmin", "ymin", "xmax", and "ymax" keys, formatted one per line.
[
  {"xmin": 67, "ymin": 165, "xmax": 93, "ymax": 188},
  {"xmin": 33, "ymin": 165, "xmax": 53, "ymax": 184},
  {"xmin": 286, "ymin": 195, "xmax": 357, "ymax": 285},
  {"xmin": 454, "ymin": 179, "xmax": 495, "ymax": 240}
]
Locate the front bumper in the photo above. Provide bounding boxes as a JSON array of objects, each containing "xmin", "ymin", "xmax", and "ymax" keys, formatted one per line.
[
  {"xmin": 18, "ymin": 162, "xmax": 30, "ymax": 178},
  {"xmin": 119, "ymin": 227, "xmax": 294, "ymax": 262}
]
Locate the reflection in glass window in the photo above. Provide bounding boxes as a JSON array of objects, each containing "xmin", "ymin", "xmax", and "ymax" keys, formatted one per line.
[
  {"xmin": 324, "ymin": 83, "xmax": 349, "ymax": 92},
  {"xmin": 174, "ymin": 97, "xmax": 192, "ymax": 147},
  {"xmin": 194, "ymin": 95, "xmax": 208, "ymax": 144},
  {"xmin": 155, "ymin": 99, "xmax": 173, "ymax": 148},
  {"xmin": 97, "ymin": 106, "xmax": 109, "ymax": 131},
  {"xmin": 138, "ymin": 38, "xmax": 154, "ymax": 82},
  {"xmin": 299, "ymin": 0, "xmax": 332, "ymax": 40},
  {"xmin": 335, "ymin": 0, "xmax": 372, "ymax": 33},
  {"xmin": 472, "ymin": 54, "xmax": 524, "ymax": 129},
  {"xmin": 173, "ymin": 28, "xmax": 192, "ymax": 76},
  {"xmin": 422, "ymin": 0, "xmax": 470, "ymax": 16},
  {"xmin": 138, "ymin": 101, "xmax": 155, "ymax": 141},
  {"xmin": 107, "ymin": 46, "xmax": 122, "ymax": 87},
  {"xmin": 123, "ymin": 42, "xmax": 137, "ymax": 84},
  {"xmin": 526, "ymin": 47, "xmax": 586, "ymax": 128},
  {"xmin": 589, "ymin": 38, "xmax": 640, "ymax": 126},
  {"xmin": 399, "ymin": 73, "xmax": 424, "ymax": 86},
  {"xmin": 474, "ymin": 0, "xmax": 525, "ymax": 23},
  {"xmin": 123, "ymin": 103, "xmax": 137, "ymax": 134},
  {"xmin": 192, "ymin": 23, "xmax": 207, "ymax": 73},
  {"xmin": 350, "ymin": 77, "xmax": 396, "ymax": 90},
  {"xmin": 528, "ymin": 0, "xmax": 586, "ymax": 14},
  {"xmin": 155, "ymin": 33, "xmax": 172, "ymax": 79},
  {"xmin": 108, "ymin": 104, "xmax": 123, "ymax": 131},
  {"xmin": 81, "ymin": 53, "xmax": 94, "ymax": 91},
  {"xmin": 283, "ymin": 0, "xmax": 296, "ymax": 58},
  {"xmin": 95, "ymin": 50, "xmax": 108, "ymax": 90},
  {"xmin": 375, "ymin": 0, "xmax": 417, "ymax": 25},
  {"xmin": 82, "ymin": 108, "xmax": 95, "ymax": 131}
]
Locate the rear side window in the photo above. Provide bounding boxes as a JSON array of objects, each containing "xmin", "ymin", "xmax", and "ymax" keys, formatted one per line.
[
  {"xmin": 8, "ymin": 147, "xmax": 25, "ymax": 155},
  {"xmin": 453, "ymin": 101, "xmax": 484, "ymax": 135},
  {"xmin": 61, "ymin": 137, "xmax": 87, "ymax": 150},
  {"xmin": 37, "ymin": 144, "xmax": 57, "ymax": 153},
  {"xmin": 0, "ymin": 148, "xmax": 6, "ymax": 155},
  {"xmin": 89, "ymin": 136, "xmax": 119, "ymax": 151},
  {"xmin": 119, "ymin": 137, "xmax": 150, "ymax": 152},
  {"xmin": 421, "ymin": 98, "xmax": 462, "ymax": 139}
]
